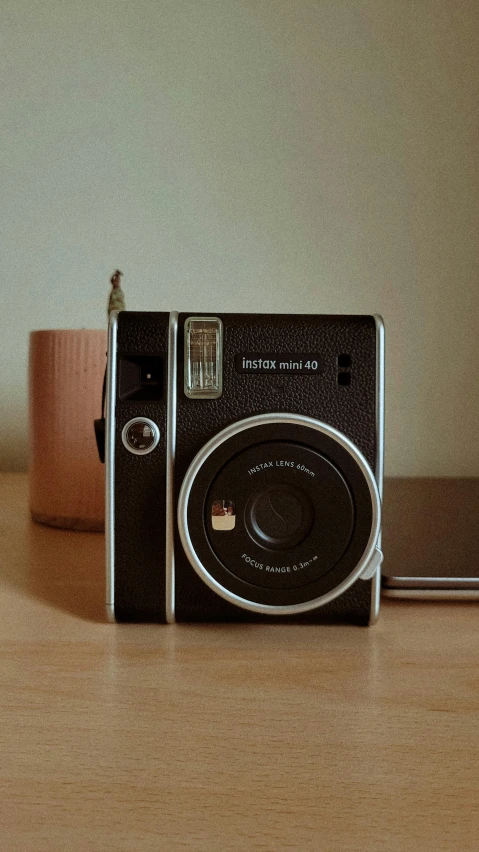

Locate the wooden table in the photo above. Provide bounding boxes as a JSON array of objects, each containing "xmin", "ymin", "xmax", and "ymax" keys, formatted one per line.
[{"xmin": 1, "ymin": 473, "xmax": 478, "ymax": 851}]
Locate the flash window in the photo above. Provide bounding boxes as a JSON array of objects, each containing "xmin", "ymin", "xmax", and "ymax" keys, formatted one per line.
[{"xmin": 184, "ymin": 317, "xmax": 223, "ymax": 399}]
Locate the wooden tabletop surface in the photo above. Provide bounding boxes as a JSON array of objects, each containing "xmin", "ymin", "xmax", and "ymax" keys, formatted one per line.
[{"xmin": 1, "ymin": 472, "xmax": 478, "ymax": 851}]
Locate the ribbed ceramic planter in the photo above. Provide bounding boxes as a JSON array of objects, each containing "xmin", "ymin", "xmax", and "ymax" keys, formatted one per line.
[{"xmin": 29, "ymin": 329, "xmax": 107, "ymax": 531}]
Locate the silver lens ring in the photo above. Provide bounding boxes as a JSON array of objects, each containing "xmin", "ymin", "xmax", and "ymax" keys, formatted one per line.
[{"xmin": 177, "ymin": 413, "xmax": 381, "ymax": 615}]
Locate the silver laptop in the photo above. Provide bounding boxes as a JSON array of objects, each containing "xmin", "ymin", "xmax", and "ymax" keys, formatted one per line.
[{"xmin": 381, "ymin": 478, "xmax": 479, "ymax": 598}]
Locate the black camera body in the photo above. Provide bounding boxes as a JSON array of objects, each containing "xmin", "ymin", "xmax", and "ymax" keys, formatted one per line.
[{"xmin": 106, "ymin": 311, "xmax": 384, "ymax": 625}]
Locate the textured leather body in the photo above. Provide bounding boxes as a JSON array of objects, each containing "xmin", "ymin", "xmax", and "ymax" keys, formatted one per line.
[
  {"xmin": 173, "ymin": 313, "xmax": 379, "ymax": 625},
  {"xmin": 112, "ymin": 312, "xmax": 379, "ymax": 624},
  {"xmin": 114, "ymin": 312, "xmax": 169, "ymax": 621}
]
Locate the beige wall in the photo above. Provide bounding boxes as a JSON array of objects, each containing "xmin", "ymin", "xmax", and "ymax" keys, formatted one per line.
[{"xmin": 1, "ymin": 0, "xmax": 478, "ymax": 475}]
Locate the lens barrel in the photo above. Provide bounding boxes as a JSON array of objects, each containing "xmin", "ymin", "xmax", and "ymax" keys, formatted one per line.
[{"xmin": 205, "ymin": 441, "xmax": 354, "ymax": 590}]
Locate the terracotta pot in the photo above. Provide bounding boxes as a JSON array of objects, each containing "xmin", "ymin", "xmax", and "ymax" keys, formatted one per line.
[{"xmin": 29, "ymin": 329, "xmax": 107, "ymax": 531}]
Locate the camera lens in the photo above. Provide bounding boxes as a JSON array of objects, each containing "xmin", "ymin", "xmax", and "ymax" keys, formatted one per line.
[
  {"xmin": 121, "ymin": 418, "xmax": 160, "ymax": 455},
  {"xmin": 246, "ymin": 485, "xmax": 314, "ymax": 550},
  {"xmin": 205, "ymin": 441, "xmax": 354, "ymax": 590}
]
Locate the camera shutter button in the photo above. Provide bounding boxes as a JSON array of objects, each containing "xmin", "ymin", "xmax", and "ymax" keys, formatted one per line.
[{"xmin": 358, "ymin": 547, "xmax": 383, "ymax": 580}]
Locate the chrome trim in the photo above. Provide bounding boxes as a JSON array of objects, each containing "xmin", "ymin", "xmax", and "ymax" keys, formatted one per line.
[
  {"xmin": 165, "ymin": 312, "xmax": 178, "ymax": 623},
  {"xmin": 369, "ymin": 315, "xmax": 385, "ymax": 625},
  {"xmin": 105, "ymin": 311, "xmax": 119, "ymax": 622},
  {"xmin": 178, "ymin": 412, "xmax": 381, "ymax": 617},
  {"xmin": 374, "ymin": 315, "xmax": 385, "ymax": 492},
  {"xmin": 121, "ymin": 417, "xmax": 160, "ymax": 455}
]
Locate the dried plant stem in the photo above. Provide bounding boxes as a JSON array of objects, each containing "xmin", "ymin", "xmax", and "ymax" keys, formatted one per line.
[{"xmin": 108, "ymin": 269, "xmax": 126, "ymax": 316}]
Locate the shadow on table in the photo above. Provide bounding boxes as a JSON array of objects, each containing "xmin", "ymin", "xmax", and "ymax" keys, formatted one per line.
[
  {"xmin": 0, "ymin": 508, "xmax": 107, "ymax": 622},
  {"xmin": 29, "ymin": 520, "xmax": 106, "ymax": 621}
]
